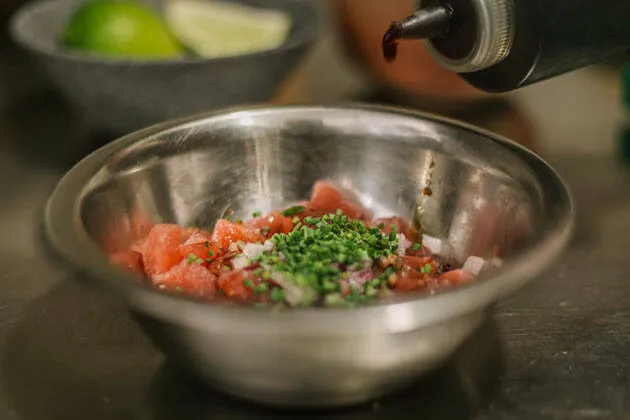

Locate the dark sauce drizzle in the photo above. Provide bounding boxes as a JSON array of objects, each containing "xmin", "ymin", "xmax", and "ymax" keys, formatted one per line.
[{"xmin": 382, "ymin": 22, "xmax": 403, "ymax": 62}]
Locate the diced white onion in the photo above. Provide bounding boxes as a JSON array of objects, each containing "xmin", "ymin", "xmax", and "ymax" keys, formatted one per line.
[
  {"xmin": 347, "ymin": 270, "xmax": 373, "ymax": 289},
  {"xmin": 232, "ymin": 255, "xmax": 249, "ymax": 270},
  {"xmin": 270, "ymin": 272, "xmax": 311, "ymax": 306},
  {"xmin": 396, "ymin": 233, "xmax": 412, "ymax": 256},
  {"xmin": 240, "ymin": 242, "xmax": 265, "ymax": 259},
  {"xmin": 422, "ymin": 235, "xmax": 443, "ymax": 255},
  {"xmin": 462, "ymin": 256, "xmax": 486, "ymax": 275},
  {"xmin": 263, "ymin": 240, "xmax": 275, "ymax": 252},
  {"xmin": 489, "ymin": 257, "xmax": 503, "ymax": 267}
]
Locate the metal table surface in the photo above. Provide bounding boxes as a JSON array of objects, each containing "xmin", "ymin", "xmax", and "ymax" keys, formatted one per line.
[{"xmin": 0, "ymin": 39, "xmax": 630, "ymax": 420}]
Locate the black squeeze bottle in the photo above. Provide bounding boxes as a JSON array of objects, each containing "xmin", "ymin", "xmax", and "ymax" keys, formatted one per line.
[{"xmin": 383, "ymin": 0, "xmax": 630, "ymax": 93}]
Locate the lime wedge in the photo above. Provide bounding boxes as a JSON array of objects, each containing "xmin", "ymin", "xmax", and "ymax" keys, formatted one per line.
[
  {"xmin": 62, "ymin": 0, "xmax": 185, "ymax": 59},
  {"xmin": 164, "ymin": 0, "xmax": 292, "ymax": 58}
]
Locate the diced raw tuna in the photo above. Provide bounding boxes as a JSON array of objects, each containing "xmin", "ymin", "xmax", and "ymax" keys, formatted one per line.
[
  {"xmin": 152, "ymin": 259, "xmax": 217, "ymax": 298},
  {"xmin": 110, "ymin": 250, "xmax": 144, "ymax": 277},
  {"xmin": 217, "ymin": 270, "xmax": 264, "ymax": 302},
  {"xmin": 245, "ymin": 211, "xmax": 294, "ymax": 237},
  {"xmin": 399, "ymin": 255, "xmax": 438, "ymax": 272},
  {"xmin": 392, "ymin": 265, "xmax": 438, "ymax": 292},
  {"xmin": 180, "ymin": 227, "xmax": 200, "ymax": 242},
  {"xmin": 142, "ymin": 224, "xmax": 183, "ymax": 275},
  {"xmin": 438, "ymin": 269, "xmax": 476, "ymax": 286},
  {"xmin": 179, "ymin": 229, "xmax": 221, "ymax": 261},
  {"xmin": 309, "ymin": 180, "xmax": 371, "ymax": 220},
  {"xmin": 211, "ymin": 219, "xmax": 265, "ymax": 249}
]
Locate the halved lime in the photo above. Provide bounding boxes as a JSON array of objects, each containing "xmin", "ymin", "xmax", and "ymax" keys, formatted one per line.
[
  {"xmin": 164, "ymin": 0, "xmax": 292, "ymax": 59},
  {"xmin": 62, "ymin": 0, "xmax": 185, "ymax": 59}
]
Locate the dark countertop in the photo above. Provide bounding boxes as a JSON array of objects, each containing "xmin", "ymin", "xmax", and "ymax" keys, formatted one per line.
[{"xmin": 1, "ymin": 39, "xmax": 630, "ymax": 420}]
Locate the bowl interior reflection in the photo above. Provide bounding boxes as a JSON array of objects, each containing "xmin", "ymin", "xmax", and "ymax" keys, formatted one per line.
[{"xmin": 81, "ymin": 107, "xmax": 541, "ymax": 268}]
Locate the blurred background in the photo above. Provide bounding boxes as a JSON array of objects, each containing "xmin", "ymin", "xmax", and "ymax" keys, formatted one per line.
[{"xmin": 1, "ymin": 0, "xmax": 627, "ymax": 157}]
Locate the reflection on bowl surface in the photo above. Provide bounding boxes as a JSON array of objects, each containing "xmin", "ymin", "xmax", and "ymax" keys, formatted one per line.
[{"xmin": 44, "ymin": 105, "xmax": 573, "ymax": 407}]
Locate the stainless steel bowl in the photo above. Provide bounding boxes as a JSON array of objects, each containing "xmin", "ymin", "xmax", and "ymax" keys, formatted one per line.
[{"xmin": 43, "ymin": 105, "xmax": 574, "ymax": 407}]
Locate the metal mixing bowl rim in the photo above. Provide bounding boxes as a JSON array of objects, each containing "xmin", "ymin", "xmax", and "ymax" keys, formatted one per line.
[
  {"xmin": 43, "ymin": 104, "xmax": 574, "ymax": 336},
  {"xmin": 9, "ymin": 0, "xmax": 319, "ymax": 66}
]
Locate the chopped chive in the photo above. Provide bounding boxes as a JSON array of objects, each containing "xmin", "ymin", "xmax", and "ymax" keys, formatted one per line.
[
  {"xmin": 424, "ymin": 263, "xmax": 432, "ymax": 274},
  {"xmin": 243, "ymin": 279, "xmax": 254, "ymax": 288},
  {"xmin": 281, "ymin": 205, "xmax": 306, "ymax": 217},
  {"xmin": 252, "ymin": 211, "xmax": 262, "ymax": 218},
  {"xmin": 254, "ymin": 283, "xmax": 269, "ymax": 294},
  {"xmin": 208, "ymin": 249, "xmax": 215, "ymax": 257},
  {"xmin": 236, "ymin": 219, "xmax": 243, "ymax": 224},
  {"xmin": 187, "ymin": 253, "xmax": 197, "ymax": 265},
  {"xmin": 261, "ymin": 226, "xmax": 271, "ymax": 236},
  {"xmin": 240, "ymin": 210, "xmax": 401, "ymax": 307},
  {"xmin": 223, "ymin": 265, "xmax": 230, "ymax": 271},
  {"xmin": 205, "ymin": 241, "xmax": 210, "ymax": 247},
  {"xmin": 270, "ymin": 288, "xmax": 285, "ymax": 302},
  {"xmin": 412, "ymin": 243, "xmax": 421, "ymax": 251}
]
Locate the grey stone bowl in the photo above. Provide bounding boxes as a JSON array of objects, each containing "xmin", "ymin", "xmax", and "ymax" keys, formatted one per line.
[{"xmin": 9, "ymin": 0, "xmax": 319, "ymax": 134}]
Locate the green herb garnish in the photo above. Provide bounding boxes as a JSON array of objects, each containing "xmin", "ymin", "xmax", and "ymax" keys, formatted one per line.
[
  {"xmin": 249, "ymin": 212, "xmax": 398, "ymax": 304},
  {"xmin": 280, "ymin": 205, "xmax": 306, "ymax": 217},
  {"xmin": 418, "ymin": 263, "xmax": 433, "ymax": 274},
  {"xmin": 412, "ymin": 243, "xmax": 421, "ymax": 251},
  {"xmin": 254, "ymin": 283, "xmax": 269, "ymax": 294},
  {"xmin": 252, "ymin": 211, "xmax": 262, "ymax": 218},
  {"xmin": 270, "ymin": 287, "xmax": 285, "ymax": 302}
]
